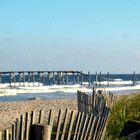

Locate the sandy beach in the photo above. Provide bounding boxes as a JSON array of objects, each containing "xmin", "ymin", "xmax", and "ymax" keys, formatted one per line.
[{"xmin": 0, "ymin": 98, "xmax": 77, "ymax": 130}]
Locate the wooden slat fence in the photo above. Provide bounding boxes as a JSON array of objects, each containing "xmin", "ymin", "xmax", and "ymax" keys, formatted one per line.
[
  {"xmin": 0, "ymin": 108, "xmax": 109, "ymax": 140},
  {"xmin": 77, "ymin": 89, "xmax": 110, "ymax": 116}
]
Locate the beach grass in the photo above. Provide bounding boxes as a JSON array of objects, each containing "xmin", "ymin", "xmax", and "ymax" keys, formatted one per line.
[{"xmin": 105, "ymin": 93, "xmax": 140, "ymax": 140}]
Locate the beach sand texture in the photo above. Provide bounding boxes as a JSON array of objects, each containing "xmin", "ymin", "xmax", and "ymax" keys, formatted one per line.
[{"xmin": 0, "ymin": 98, "xmax": 77, "ymax": 130}]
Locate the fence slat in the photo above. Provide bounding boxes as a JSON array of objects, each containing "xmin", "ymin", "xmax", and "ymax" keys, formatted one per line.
[
  {"xmin": 76, "ymin": 112, "xmax": 85, "ymax": 140},
  {"xmin": 48, "ymin": 109, "xmax": 54, "ymax": 126},
  {"xmin": 83, "ymin": 114, "xmax": 93, "ymax": 140},
  {"xmin": 15, "ymin": 118, "xmax": 19, "ymax": 140},
  {"xmin": 19, "ymin": 115, "xmax": 24, "ymax": 140},
  {"xmin": 73, "ymin": 112, "xmax": 81, "ymax": 140},
  {"xmin": 96, "ymin": 117, "xmax": 106, "ymax": 140},
  {"xmin": 80, "ymin": 114, "xmax": 89, "ymax": 140},
  {"xmin": 55, "ymin": 110, "xmax": 62, "ymax": 140},
  {"xmin": 0, "ymin": 131, "xmax": 2, "ymax": 140},
  {"xmin": 11, "ymin": 124, "xmax": 15, "ymax": 140},
  {"xmin": 67, "ymin": 110, "xmax": 75, "ymax": 140},
  {"xmin": 43, "ymin": 125, "xmax": 51, "ymax": 140},
  {"xmin": 93, "ymin": 116, "xmax": 101, "ymax": 140},
  {"xmin": 60, "ymin": 109, "xmax": 68, "ymax": 140},
  {"xmin": 38, "ymin": 110, "xmax": 44, "ymax": 124},
  {"xmin": 24, "ymin": 112, "xmax": 30, "ymax": 140},
  {"xmin": 5, "ymin": 129, "xmax": 10, "ymax": 140},
  {"xmin": 87, "ymin": 116, "xmax": 98, "ymax": 140},
  {"xmin": 31, "ymin": 111, "xmax": 36, "ymax": 125}
]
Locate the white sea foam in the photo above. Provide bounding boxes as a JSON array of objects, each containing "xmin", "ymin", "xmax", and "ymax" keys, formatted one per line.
[
  {"xmin": 93, "ymin": 80, "xmax": 133, "ymax": 85},
  {"xmin": 0, "ymin": 81, "xmax": 140, "ymax": 96}
]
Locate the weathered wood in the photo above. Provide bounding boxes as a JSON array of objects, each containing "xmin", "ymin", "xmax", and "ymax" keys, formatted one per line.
[
  {"xmin": 31, "ymin": 111, "xmax": 36, "ymax": 125},
  {"xmin": 15, "ymin": 118, "xmax": 19, "ymax": 140},
  {"xmin": 80, "ymin": 115, "xmax": 89, "ymax": 140},
  {"xmin": 73, "ymin": 112, "xmax": 81, "ymax": 140},
  {"xmin": 93, "ymin": 116, "xmax": 101, "ymax": 140},
  {"xmin": 60, "ymin": 109, "xmax": 69, "ymax": 140},
  {"xmin": 76, "ymin": 112, "xmax": 85, "ymax": 140},
  {"xmin": 83, "ymin": 115, "xmax": 93, "ymax": 140},
  {"xmin": 6, "ymin": 129, "xmax": 10, "ymax": 140},
  {"xmin": 48, "ymin": 109, "xmax": 54, "ymax": 126},
  {"xmin": 19, "ymin": 115, "xmax": 24, "ymax": 140},
  {"xmin": 87, "ymin": 116, "xmax": 98, "ymax": 140},
  {"xmin": 67, "ymin": 110, "xmax": 75, "ymax": 140},
  {"xmin": 0, "ymin": 131, "xmax": 2, "ymax": 140},
  {"xmin": 38, "ymin": 110, "xmax": 44, "ymax": 124},
  {"xmin": 30, "ymin": 124, "xmax": 44, "ymax": 140},
  {"xmin": 55, "ymin": 110, "xmax": 62, "ymax": 140},
  {"xmin": 24, "ymin": 112, "xmax": 30, "ymax": 140},
  {"xmin": 11, "ymin": 124, "xmax": 15, "ymax": 140},
  {"xmin": 43, "ymin": 125, "xmax": 51, "ymax": 140}
]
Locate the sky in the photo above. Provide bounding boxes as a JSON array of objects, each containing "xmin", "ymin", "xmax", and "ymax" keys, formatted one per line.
[{"xmin": 0, "ymin": 0, "xmax": 140, "ymax": 73}]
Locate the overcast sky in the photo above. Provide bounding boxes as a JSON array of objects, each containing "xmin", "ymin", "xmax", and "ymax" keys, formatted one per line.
[{"xmin": 0, "ymin": 0, "xmax": 140, "ymax": 73}]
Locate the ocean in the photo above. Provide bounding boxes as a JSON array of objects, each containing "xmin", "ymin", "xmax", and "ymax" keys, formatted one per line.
[{"xmin": 0, "ymin": 73, "xmax": 140, "ymax": 102}]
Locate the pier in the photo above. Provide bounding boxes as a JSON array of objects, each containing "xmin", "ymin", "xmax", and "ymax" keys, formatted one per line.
[
  {"xmin": 0, "ymin": 71, "xmax": 90, "ymax": 87},
  {"xmin": 0, "ymin": 71, "xmax": 139, "ymax": 87}
]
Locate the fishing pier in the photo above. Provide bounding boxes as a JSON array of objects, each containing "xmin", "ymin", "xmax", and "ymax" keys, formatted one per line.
[{"xmin": 0, "ymin": 71, "xmax": 91, "ymax": 87}]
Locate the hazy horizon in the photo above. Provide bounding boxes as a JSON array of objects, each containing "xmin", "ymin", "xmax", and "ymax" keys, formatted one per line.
[{"xmin": 0, "ymin": 0, "xmax": 140, "ymax": 73}]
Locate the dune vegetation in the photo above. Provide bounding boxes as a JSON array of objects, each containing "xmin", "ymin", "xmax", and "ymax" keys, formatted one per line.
[{"xmin": 105, "ymin": 93, "xmax": 140, "ymax": 140}]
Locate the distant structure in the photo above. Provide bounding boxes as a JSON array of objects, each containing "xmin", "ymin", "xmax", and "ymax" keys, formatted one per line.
[{"xmin": 0, "ymin": 71, "xmax": 90, "ymax": 87}]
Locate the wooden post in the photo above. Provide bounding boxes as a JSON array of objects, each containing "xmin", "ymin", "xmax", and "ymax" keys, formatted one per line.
[
  {"xmin": 66, "ymin": 72, "xmax": 68, "ymax": 85},
  {"xmin": 88, "ymin": 71, "xmax": 90, "ymax": 87},
  {"xmin": 0, "ymin": 73, "xmax": 1, "ymax": 83},
  {"xmin": 13, "ymin": 72, "xmax": 16, "ymax": 87},
  {"xmin": 62, "ymin": 72, "xmax": 65, "ymax": 85},
  {"xmin": 133, "ymin": 71, "xmax": 135, "ymax": 86},
  {"xmin": 77, "ymin": 73, "xmax": 79, "ymax": 84},
  {"xmin": 38, "ymin": 110, "xmax": 44, "ymax": 124},
  {"xmin": 48, "ymin": 72, "xmax": 51, "ymax": 85},
  {"xmin": 81, "ymin": 71, "xmax": 83, "ymax": 85},
  {"xmin": 19, "ymin": 72, "xmax": 21, "ymax": 87},
  {"xmin": 0, "ymin": 131, "xmax": 2, "ymax": 140},
  {"xmin": 23, "ymin": 72, "xmax": 25, "ymax": 87},
  {"xmin": 55, "ymin": 110, "xmax": 62, "ymax": 140},
  {"xmin": 38, "ymin": 72, "xmax": 40, "ymax": 86},
  {"xmin": 29, "ymin": 124, "xmax": 52, "ymax": 140},
  {"xmin": 25, "ymin": 112, "xmax": 30, "ymax": 140},
  {"xmin": 15, "ymin": 118, "xmax": 19, "ymax": 140},
  {"xmin": 52, "ymin": 72, "xmax": 55, "ymax": 84},
  {"xmin": 73, "ymin": 72, "xmax": 75, "ymax": 85},
  {"xmin": 95, "ymin": 72, "xmax": 98, "ymax": 87},
  {"xmin": 12, "ymin": 124, "xmax": 15, "ymax": 140},
  {"xmin": 9, "ymin": 72, "xmax": 12, "ymax": 87},
  {"xmin": 99, "ymin": 71, "xmax": 102, "ymax": 87},
  {"xmin": 32, "ymin": 72, "xmax": 35, "ymax": 86},
  {"xmin": 28, "ymin": 72, "xmax": 31, "ymax": 87},
  {"xmin": 61, "ymin": 109, "xmax": 69, "ymax": 140},
  {"xmin": 43, "ymin": 125, "xmax": 51, "ymax": 140},
  {"xmin": 107, "ymin": 72, "xmax": 109, "ymax": 87},
  {"xmin": 67, "ymin": 111, "xmax": 75, "ymax": 140},
  {"xmin": 19, "ymin": 115, "xmax": 24, "ymax": 140},
  {"xmin": 31, "ymin": 111, "xmax": 36, "ymax": 125}
]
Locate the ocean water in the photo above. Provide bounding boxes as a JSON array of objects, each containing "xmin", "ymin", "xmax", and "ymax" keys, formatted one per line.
[
  {"xmin": 0, "ymin": 92, "xmax": 77, "ymax": 102},
  {"xmin": 0, "ymin": 73, "xmax": 140, "ymax": 102}
]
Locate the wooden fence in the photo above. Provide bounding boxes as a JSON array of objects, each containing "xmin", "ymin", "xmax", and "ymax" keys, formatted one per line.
[
  {"xmin": 0, "ymin": 88, "xmax": 112, "ymax": 140},
  {"xmin": 0, "ymin": 108, "xmax": 109, "ymax": 140},
  {"xmin": 77, "ymin": 89, "xmax": 110, "ymax": 116}
]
